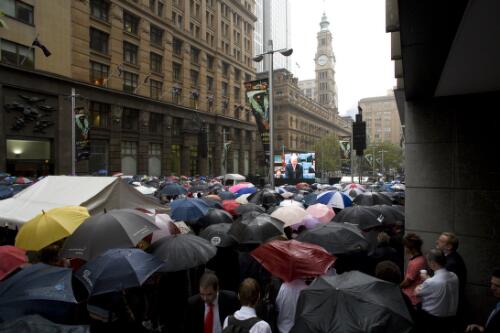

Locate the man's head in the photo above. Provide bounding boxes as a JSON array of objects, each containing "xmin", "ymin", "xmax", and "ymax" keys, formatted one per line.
[
  {"xmin": 403, "ymin": 233, "xmax": 423, "ymax": 255},
  {"xmin": 436, "ymin": 232, "xmax": 459, "ymax": 254},
  {"xmin": 426, "ymin": 249, "xmax": 447, "ymax": 271},
  {"xmin": 199, "ymin": 272, "xmax": 219, "ymax": 304},
  {"xmin": 291, "ymin": 154, "xmax": 298, "ymax": 168},
  {"xmin": 491, "ymin": 268, "xmax": 500, "ymax": 299},
  {"xmin": 375, "ymin": 260, "xmax": 402, "ymax": 284},
  {"xmin": 238, "ymin": 278, "xmax": 260, "ymax": 307}
]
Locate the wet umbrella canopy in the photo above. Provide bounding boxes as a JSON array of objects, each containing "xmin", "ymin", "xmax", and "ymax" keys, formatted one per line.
[
  {"xmin": 170, "ymin": 198, "xmax": 209, "ymax": 222},
  {"xmin": 196, "ymin": 208, "xmax": 233, "ymax": 228},
  {"xmin": 235, "ymin": 203, "xmax": 266, "ymax": 216},
  {"xmin": 352, "ymin": 192, "xmax": 394, "ymax": 206},
  {"xmin": 199, "ymin": 223, "xmax": 238, "ymax": 248},
  {"xmin": 160, "ymin": 183, "xmax": 188, "ymax": 196},
  {"xmin": 247, "ymin": 190, "xmax": 283, "ymax": 208},
  {"xmin": 333, "ymin": 205, "xmax": 387, "ymax": 231},
  {"xmin": 291, "ymin": 271, "xmax": 413, "ymax": 333},
  {"xmin": 228, "ymin": 212, "xmax": 284, "ymax": 245}
]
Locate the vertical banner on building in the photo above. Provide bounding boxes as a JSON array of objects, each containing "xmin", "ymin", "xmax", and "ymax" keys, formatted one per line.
[
  {"xmin": 245, "ymin": 79, "xmax": 270, "ymax": 167},
  {"xmin": 75, "ymin": 111, "xmax": 90, "ymax": 161},
  {"xmin": 339, "ymin": 136, "xmax": 351, "ymax": 174}
]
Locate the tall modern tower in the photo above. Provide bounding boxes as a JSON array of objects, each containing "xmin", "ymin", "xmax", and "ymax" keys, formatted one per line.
[
  {"xmin": 253, "ymin": 0, "xmax": 292, "ymax": 72},
  {"xmin": 314, "ymin": 13, "xmax": 338, "ymax": 114}
]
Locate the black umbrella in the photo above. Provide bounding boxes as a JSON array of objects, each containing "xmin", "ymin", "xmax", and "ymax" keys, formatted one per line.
[
  {"xmin": 228, "ymin": 212, "xmax": 284, "ymax": 245},
  {"xmin": 160, "ymin": 183, "xmax": 188, "ymax": 196},
  {"xmin": 0, "ymin": 264, "xmax": 78, "ymax": 323},
  {"xmin": 333, "ymin": 205, "xmax": 386, "ymax": 230},
  {"xmin": 199, "ymin": 223, "xmax": 238, "ymax": 248},
  {"xmin": 369, "ymin": 205, "xmax": 405, "ymax": 226},
  {"xmin": 353, "ymin": 192, "xmax": 393, "ymax": 206},
  {"xmin": 189, "ymin": 183, "xmax": 209, "ymax": 193},
  {"xmin": 291, "ymin": 271, "xmax": 413, "ymax": 333},
  {"xmin": 196, "ymin": 208, "xmax": 233, "ymax": 228},
  {"xmin": 61, "ymin": 209, "xmax": 159, "ymax": 260},
  {"xmin": 208, "ymin": 183, "xmax": 224, "ymax": 192},
  {"xmin": 283, "ymin": 185, "xmax": 298, "ymax": 193},
  {"xmin": 148, "ymin": 234, "xmax": 217, "ymax": 272},
  {"xmin": 235, "ymin": 204, "xmax": 266, "ymax": 216},
  {"xmin": 0, "ymin": 315, "xmax": 90, "ymax": 333},
  {"xmin": 296, "ymin": 222, "xmax": 370, "ymax": 255},
  {"xmin": 303, "ymin": 193, "xmax": 318, "ymax": 206},
  {"xmin": 218, "ymin": 191, "xmax": 236, "ymax": 200},
  {"xmin": 247, "ymin": 190, "xmax": 283, "ymax": 207},
  {"xmin": 202, "ymin": 198, "xmax": 224, "ymax": 209}
]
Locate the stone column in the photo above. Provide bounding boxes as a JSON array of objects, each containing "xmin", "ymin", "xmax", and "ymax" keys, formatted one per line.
[
  {"xmin": 214, "ymin": 124, "xmax": 223, "ymax": 175},
  {"xmin": 109, "ymin": 105, "xmax": 123, "ymax": 173},
  {"xmin": 249, "ymin": 131, "xmax": 257, "ymax": 175},
  {"xmin": 162, "ymin": 115, "xmax": 172, "ymax": 176},
  {"xmin": 137, "ymin": 110, "xmax": 150, "ymax": 175}
]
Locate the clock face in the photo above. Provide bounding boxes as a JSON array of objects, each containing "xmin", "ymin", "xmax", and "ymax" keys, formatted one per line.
[{"xmin": 318, "ymin": 55, "xmax": 328, "ymax": 66}]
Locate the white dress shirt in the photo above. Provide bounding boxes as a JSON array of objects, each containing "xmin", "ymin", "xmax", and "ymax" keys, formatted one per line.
[
  {"xmin": 416, "ymin": 268, "xmax": 459, "ymax": 317},
  {"xmin": 223, "ymin": 306, "xmax": 271, "ymax": 333},
  {"xmin": 205, "ymin": 294, "xmax": 222, "ymax": 333},
  {"xmin": 275, "ymin": 279, "xmax": 308, "ymax": 333}
]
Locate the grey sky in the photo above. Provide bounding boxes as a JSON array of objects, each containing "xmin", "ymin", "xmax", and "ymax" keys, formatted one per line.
[{"xmin": 290, "ymin": 0, "xmax": 395, "ymax": 117}]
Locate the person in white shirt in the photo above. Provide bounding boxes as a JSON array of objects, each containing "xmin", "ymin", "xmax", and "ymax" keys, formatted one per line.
[
  {"xmin": 223, "ymin": 278, "xmax": 271, "ymax": 333},
  {"xmin": 415, "ymin": 249, "xmax": 459, "ymax": 333},
  {"xmin": 275, "ymin": 279, "xmax": 308, "ymax": 333}
]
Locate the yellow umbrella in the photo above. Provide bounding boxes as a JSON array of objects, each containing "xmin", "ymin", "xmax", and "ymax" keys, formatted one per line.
[{"xmin": 15, "ymin": 206, "xmax": 90, "ymax": 251}]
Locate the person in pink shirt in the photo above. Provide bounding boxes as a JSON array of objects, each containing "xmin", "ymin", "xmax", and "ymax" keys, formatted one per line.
[{"xmin": 400, "ymin": 233, "xmax": 428, "ymax": 306}]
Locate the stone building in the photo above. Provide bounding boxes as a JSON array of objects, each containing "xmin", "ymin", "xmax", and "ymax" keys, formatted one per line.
[{"xmin": 0, "ymin": 0, "xmax": 258, "ymax": 177}]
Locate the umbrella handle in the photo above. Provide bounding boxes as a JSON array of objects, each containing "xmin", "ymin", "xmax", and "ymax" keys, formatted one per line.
[{"xmin": 121, "ymin": 290, "xmax": 136, "ymax": 322}]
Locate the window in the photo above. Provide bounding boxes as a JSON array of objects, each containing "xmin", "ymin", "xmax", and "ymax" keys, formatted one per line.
[
  {"xmin": 90, "ymin": 0, "xmax": 109, "ymax": 21},
  {"xmin": 150, "ymin": 79, "xmax": 163, "ymax": 99},
  {"xmin": 90, "ymin": 61, "xmax": 109, "ymax": 86},
  {"xmin": 222, "ymin": 62, "xmax": 229, "ymax": 78},
  {"xmin": 149, "ymin": 113, "xmax": 163, "ymax": 133},
  {"xmin": 172, "ymin": 38, "xmax": 182, "ymax": 56},
  {"xmin": 221, "ymin": 82, "xmax": 228, "ymax": 97},
  {"xmin": 123, "ymin": 11, "xmax": 140, "ymax": 34},
  {"xmin": 123, "ymin": 42, "xmax": 138, "ymax": 64},
  {"xmin": 172, "ymin": 11, "xmax": 183, "ymax": 28},
  {"xmin": 190, "ymin": 70, "xmax": 199, "ymax": 87},
  {"xmin": 206, "ymin": 55, "xmax": 214, "ymax": 71},
  {"xmin": 170, "ymin": 144, "xmax": 181, "ymax": 175},
  {"xmin": 0, "ymin": 0, "xmax": 33, "ymax": 25},
  {"xmin": 234, "ymin": 69, "xmax": 241, "ymax": 82},
  {"xmin": 149, "ymin": 0, "xmax": 156, "ymax": 11},
  {"xmin": 172, "ymin": 117, "xmax": 182, "ymax": 136},
  {"xmin": 90, "ymin": 140, "xmax": 108, "ymax": 174},
  {"xmin": 148, "ymin": 143, "xmax": 162, "ymax": 176},
  {"xmin": 150, "ymin": 52, "xmax": 162, "ymax": 72},
  {"xmin": 121, "ymin": 141, "xmax": 137, "ymax": 175},
  {"xmin": 122, "ymin": 108, "xmax": 139, "ymax": 130},
  {"xmin": 157, "ymin": 2, "xmax": 164, "ymax": 16},
  {"xmin": 89, "ymin": 101, "xmax": 110, "ymax": 129},
  {"xmin": 234, "ymin": 86, "xmax": 240, "ymax": 103},
  {"xmin": 123, "ymin": 71, "xmax": 138, "ymax": 93},
  {"xmin": 0, "ymin": 39, "xmax": 34, "ymax": 69},
  {"xmin": 172, "ymin": 62, "xmax": 182, "ymax": 81},
  {"xmin": 90, "ymin": 28, "xmax": 109, "ymax": 54},
  {"xmin": 150, "ymin": 25, "xmax": 164, "ymax": 46},
  {"xmin": 190, "ymin": 47, "xmax": 200, "ymax": 64},
  {"xmin": 206, "ymin": 76, "xmax": 214, "ymax": 92}
]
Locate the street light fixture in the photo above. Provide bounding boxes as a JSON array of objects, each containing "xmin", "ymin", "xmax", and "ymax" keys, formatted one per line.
[{"xmin": 253, "ymin": 40, "xmax": 293, "ymax": 188}]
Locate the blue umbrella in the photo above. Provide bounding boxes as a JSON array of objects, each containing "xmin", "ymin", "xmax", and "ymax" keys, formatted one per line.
[
  {"xmin": 0, "ymin": 263, "xmax": 78, "ymax": 322},
  {"xmin": 75, "ymin": 248, "xmax": 165, "ymax": 296},
  {"xmin": 303, "ymin": 193, "xmax": 318, "ymax": 206},
  {"xmin": 316, "ymin": 191, "xmax": 353, "ymax": 209},
  {"xmin": 235, "ymin": 187, "xmax": 257, "ymax": 197},
  {"xmin": 218, "ymin": 191, "xmax": 236, "ymax": 200},
  {"xmin": 0, "ymin": 185, "xmax": 14, "ymax": 200},
  {"xmin": 160, "ymin": 182, "xmax": 188, "ymax": 196},
  {"xmin": 170, "ymin": 198, "xmax": 209, "ymax": 221}
]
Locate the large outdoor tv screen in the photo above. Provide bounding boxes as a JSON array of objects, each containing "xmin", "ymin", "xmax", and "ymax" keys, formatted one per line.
[{"xmin": 274, "ymin": 152, "xmax": 316, "ymax": 180}]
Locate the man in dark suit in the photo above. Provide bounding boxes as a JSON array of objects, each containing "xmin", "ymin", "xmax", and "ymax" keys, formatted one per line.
[
  {"xmin": 285, "ymin": 154, "xmax": 303, "ymax": 179},
  {"xmin": 185, "ymin": 272, "xmax": 240, "ymax": 333},
  {"xmin": 465, "ymin": 268, "xmax": 500, "ymax": 333}
]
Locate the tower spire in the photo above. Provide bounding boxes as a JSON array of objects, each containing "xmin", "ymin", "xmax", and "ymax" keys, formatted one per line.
[{"xmin": 320, "ymin": 12, "xmax": 330, "ymax": 31}]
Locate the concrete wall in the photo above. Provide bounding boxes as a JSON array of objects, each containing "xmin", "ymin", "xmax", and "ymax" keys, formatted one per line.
[{"xmin": 404, "ymin": 91, "xmax": 500, "ymax": 322}]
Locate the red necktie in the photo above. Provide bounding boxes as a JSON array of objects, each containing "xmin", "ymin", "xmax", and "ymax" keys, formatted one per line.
[{"xmin": 204, "ymin": 303, "xmax": 214, "ymax": 333}]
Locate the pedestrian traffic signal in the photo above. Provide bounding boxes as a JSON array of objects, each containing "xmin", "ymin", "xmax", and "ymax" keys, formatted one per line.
[{"xmin": 353, "ymin": 114, "xmax": 366, "ymax": 156}]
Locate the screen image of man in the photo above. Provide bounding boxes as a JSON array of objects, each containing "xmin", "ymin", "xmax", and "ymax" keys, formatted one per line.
[{"xmin": 285, "ymin": 154, "xmax": 303, "ymax": 179}]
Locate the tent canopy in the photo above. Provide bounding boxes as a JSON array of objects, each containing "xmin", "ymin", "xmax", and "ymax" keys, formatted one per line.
[{"xmin": 0, "ymin": 176, "xmax": 166, "ymax": 228}]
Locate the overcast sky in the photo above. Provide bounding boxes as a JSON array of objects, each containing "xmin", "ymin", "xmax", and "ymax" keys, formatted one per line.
[{"xmin": 289, "ymin": 0, "xmax": 395, "ymax": 117}]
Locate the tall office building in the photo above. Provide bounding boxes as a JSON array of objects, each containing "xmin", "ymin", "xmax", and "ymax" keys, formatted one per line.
[{"xmin": 253, "ymin": 0, "xmax": 292, "ymax": 72}]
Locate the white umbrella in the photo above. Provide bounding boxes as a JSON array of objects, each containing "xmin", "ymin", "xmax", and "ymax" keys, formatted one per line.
[
  {"xmin": 279, "ymin": 199, "xmax": 304, "ymax": 208},
  {"xmin": 235, "ymin": 193, "xmax": 252, "ymax": 204},
  {"xmin": 151, "ymin": 214, "xmax": 180, "ymax": 243},
  {"xmin": 271, "ymin": 205, "xmax": 307, "ymax": 227}
]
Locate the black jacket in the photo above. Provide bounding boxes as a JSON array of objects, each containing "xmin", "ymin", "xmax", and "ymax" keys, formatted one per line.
[{"xmin": 445, "ymin": 251, "xmax": 467, "ymax": 295}]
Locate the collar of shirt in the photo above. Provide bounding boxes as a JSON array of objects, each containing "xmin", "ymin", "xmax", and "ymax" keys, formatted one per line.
[{"xmin": 238, "ymin": 306, "xmax": 257, "ymax": 318}]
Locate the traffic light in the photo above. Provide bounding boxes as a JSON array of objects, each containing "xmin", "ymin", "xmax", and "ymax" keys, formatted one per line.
[{"xmin": 353, "ymin": 113, "xmax": 366, "ymax": 156}]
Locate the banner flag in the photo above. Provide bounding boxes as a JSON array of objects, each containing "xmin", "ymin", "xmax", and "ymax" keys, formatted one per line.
[
  {"xmin": 245, "ymin": 79, "xmax": 270, "ymax": 167},
  {"xmin": 75, "ymin": 110, "xmax": 90, "ymax": 161},
  {"xmin": 339, "ymin": 136, "xmax": 351, "ymax": 174}
]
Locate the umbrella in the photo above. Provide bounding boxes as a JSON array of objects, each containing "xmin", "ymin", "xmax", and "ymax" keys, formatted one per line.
[
  {"xmin": 333, "ymin": 205, "xmax": 387, "ymax": 230},
  {"xmin": 218, "ymin": 190, "xmax": 236, "ymax": 200},
  {"xmin": 280, "ymin": 191, "xmax": 295, "ymax": 199},
  {"xmin": 352, "ymin": 192, "xmax": 394, "ymax": 206},
  {"xmin": 369, "ymin": 205, "xmax": 405, "ymax": 226},
  {"xmin": 151, "ymin": 214, "xmax": 180, "ymax": 243},
  {"xmin": 343, "ymin": 183, "xmax": 366, "ymax": 191},
  {"xmin": 170, "ymin": 198, "xmax": 209, "ymax": 222},
  {"xmin": 133, "ymin": 184, "xmax": 157, "ymax": 195},
  {"xmin": 306, "ymin": 204, "xmax": 335, "ymax": 223},
  {"xmin": 316, "ymin": 191, "xmax": 353, "ymax": 209},
  {"xmin": 199, "ymin": 223, "xmax": 238, "ymax": 248},
  {"xmin": 303, "ymin": 192, "xmax": 318, "ymax": 206},
  {"xmin": 235, "ymin": 187, "xmax": 258, "ymax": 197},
  {"xmin": 75, "ymin": 248, "xmax": 165, "ymax": 296},
  {"xmin": 0, "ymin": 314, "xmax": 90, "ymax": 333},
  {"xmin": 270, "ymin": 206, "xmax": 307, "ymax": 227},
  {"xmin": 0, "ymin": 245, "xmax": 28, "ymax": 281},
  {"xmin": 61, "ymin": 209, "xmax": 159, "ymax": 261},
  {"xmin": 0, "ymin": 185, "xmax": 14, "ymax": 200},
  {"xmin": 205, "ymin": 194, "xmax": 222, "ymax": 201},
  {"xmin": 296, "ymin": 183, "xmax": 311, "ymax": 191},
  {"xmin": 0, "ymin": 263, "xmax": 78, "ymax": 322},
  {"xmin": 208, "ymin": 183, "xmax": 224, "ymax": 192},
  {"xmin": 15, "ymin": 206, "xmax": 90, "ymax": 251},
  {"xmin": 247, "ymin": 190, "xmax": 283, "ymax": 207},
  {"xmin": 228, "ymin": 212, "xmax": 284, "ymax": 245},
  {"xmin": 291, "ymin": 271, "xmax": 413, "ymax": 333},
  {"xmin": 202, "ymin": 198, "xmax": 224, "ymax": 209},
  {"xmin": 392, "ymin": 183, "xmax": 406, "ymax": 191},
  {"xmin": 296, "ymin": 222, "xmax": 370, "ymax": 255},
  {"xmin": 235, "ymin": 204, "xmax": 266, "ymax": 216},
  {"xmin": 283, "ymin": 185, "xmax": 298, "ymax": 193},
  {"xmin": 14, "ymin": 177, "xmax": 32, "ymax": 185},
  {"xmin": 228, "ymin": 182, "xmax": 255, "ymax": 193},
  {"xmin": 235, "ymin": 193, "xmax": 252, "ymax": 204},
  {"xmin": 147, "ymin": 234, "xmax": 217, "ymax": 272},
  {"xmin": 222, "ymin": 200, "xmax": 241, "ymax": 216},
  {"xmin": 189, "ymin": 183, "xmax": 209, "ymax": 193},
  {"xmin": 196, "ymin": 208, "xmax": 233, "ymax": 228},
  {"xmin": 160, "ymin": 182, "xmax": 188, "ymax": 196},
  {"xmin": 251, "ymin": 240, "xmax": 336, "ymax": 282},
  {"xmin": 343, "ymin": 187, "xmax": 365, "ymax": 199},
  {"xmin": 292, "ymin": 214, "xmax": 322, "ymax": 230}
]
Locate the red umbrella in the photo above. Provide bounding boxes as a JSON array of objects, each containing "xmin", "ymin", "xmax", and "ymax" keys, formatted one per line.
[
  {"xmin": 250, "ymin": 240, "xmax": 336, "ymax": 282},
  {"xmin": 222, "ymin": 200, "xmax": 240, "ymax": 217},
  {"xmin": 0, "ymin": 245, "xmax": 28, "ymax": 280},
  {"xmin": 14, "ymin": 177, "xmax": 32, "ymax": 184}
]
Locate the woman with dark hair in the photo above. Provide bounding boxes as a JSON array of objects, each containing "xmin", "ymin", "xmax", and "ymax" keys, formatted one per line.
[{"xmin": 400, "ymin": 233, "xmax": 428, "ymax": 306}]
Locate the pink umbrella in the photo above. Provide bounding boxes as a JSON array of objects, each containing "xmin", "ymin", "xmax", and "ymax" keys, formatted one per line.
[
  {"xmin": 14, "ymin": 177, "xmax": 32, "ymax": 185},
  {"xmin": 151, "ymin": 214, "xmax": 180, "ymax": 243},
  {"xmin": 292, "ymin": 214, "xmax": 322, "ymax": 231},
  {"xmin": 344, "ymin": 183, "xmax": 366, "ymax": 191},
  {"xmin": 228, "ymin": 182, "xmax": 255, "ymax": 193},
  {"xmin": 306, "ymin": 204, "xmax": 335, "ymax": 223}
]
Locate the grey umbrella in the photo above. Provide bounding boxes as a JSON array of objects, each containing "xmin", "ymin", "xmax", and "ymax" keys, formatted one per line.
[
  {"xmin": 199, "ymin": 223, "xmax": 238, "ymax": 248},
  {"xmin": 61, "ymin": 209, "xmax": 159, "ymax": 261},
  {"xmin": 147, "ymin": 234, "xmax": 217, "ymax": 272},
  {"xmin": 228, "ymin": 212, "xmax": 284, "ymax": 245},
  {"xmin": 291, "ymin": 271, "xmax": 413, "ymax": 333}
]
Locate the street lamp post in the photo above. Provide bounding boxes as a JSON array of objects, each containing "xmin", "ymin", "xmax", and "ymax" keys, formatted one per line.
[{"xmin": 253, "ymin": 40, "xmax": 293, "ymax": 188}]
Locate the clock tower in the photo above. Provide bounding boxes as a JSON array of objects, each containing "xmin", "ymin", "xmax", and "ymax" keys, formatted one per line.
[{"xmin": 315, "ymin": 13, "xmax": 338, "ymax": 114}]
